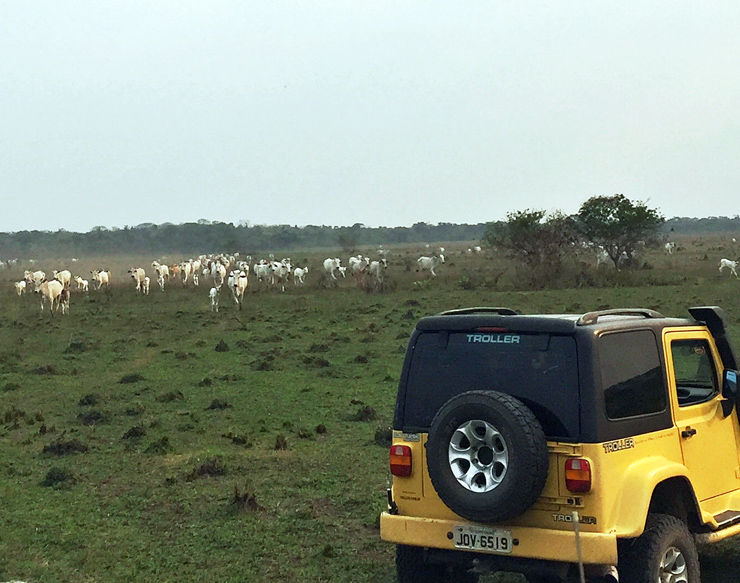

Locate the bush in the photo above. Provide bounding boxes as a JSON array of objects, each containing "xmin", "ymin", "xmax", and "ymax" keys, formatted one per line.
[{"xmin": 41, "ymin": 466, "xmax": 76, "ymax": 489}]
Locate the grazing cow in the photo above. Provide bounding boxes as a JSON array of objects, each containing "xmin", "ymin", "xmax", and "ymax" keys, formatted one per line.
[
  {"xmin": 209, "ymin": 287, "xmax": 219, "ymax": 312},
  {"xmin": 74, "ymin": 276, "xmax": 89, "ymax": 292},
  {"xmin": 417, "ymin": 255, "xmax": 442, "ymax": 277},
  {"xmin": 128, "ymin": 268, "xmax": 147, "ymax": 292},
  {"xmin": 91, "ymin": 269, "xmax": 111, "ymax": 289},
  {"xmin": 719, "ymin": 258, "xmax": 739, "ymax": 278},
  {"xmin": 37, "ymin": 279, "xmax": 64, "ymax": 314},
  {"xmin": 53, "ymin": 269, "xmax": 72, "ymax": 289},
  {"xmin": 293, "ymin": 266, "xmax": 308, "ymax": 285},
  {"xmin": 14, "ymin": 280, "xmax": 26, "ymax": 296},
  {"xmin": 323, "ymin": 258, "xmax": 343, "ymax": 280}
]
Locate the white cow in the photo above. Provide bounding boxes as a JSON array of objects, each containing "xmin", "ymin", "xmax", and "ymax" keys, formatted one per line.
[
  {"xmin": 152, "ymin": 261, "xmax": 170, "ymax": 291},
  {"xmin": 25, "ymin": 270, "xmax": 46, "ymax": 291},
  {"xmin": 209, "ymin": 287, "xmax": 219, "ymax": 312},
  {"xmin": 253, "ymin": 260, "xmax": 273, "ymax": 288},
  {"xmin": 180, "ymin": 261, "xmax": 193, "ymax": 286},
  {"xmin": 208, "ymin": 261, "xmax": 225, "ymax": 288},
  {"xmin": 719, "ymin": 258, "xmax": 738, "ymax": 278},
  {"xmin": 53, "ymin": 269, "xmax": 72, "ymax": 289},
  {"xmin": 293, "ymin": 266, "xmax": 308, "ymax": 285},
  {"xmin": 232, "ymin": 270, "xmax": 249, "ymax": 307},
  {"xmin": 270, "ymin": 259, "xmax": 291, "ymax": 292},
  {"xmin": 91, "ymin": 269, "xmax": 111, "ymax": 289},
  {"xmin": 417, "ymin": 255, "xmax": 442, "ymax": 277},
  {"xmin": 37, "ymin": 279, "xmax": 64, "ymax": 314},
  {"xmin": 323, "ymin": 258, "xmax": 343, "ymax": 280},
  {"xmin": 143, "ymin": 276, "xmax": 151, "ymax": 295},
  {"xmin": 74, "ymin": 276, "xmax": 89, "ymax": 292},
  {"xmin": 368, "ymin": 260, "xmax": 386, "ymax": 283},
  {"xmin": 128, "ymin": 268, "xmax": 147, "ymax": 292},
  {"xmin": 191, "ymin": 259, "xmax": 201, "ymax": 286},
  {"xmin": 14, "ymin": 281, "xmax": 26, "ymax": 296},
  {"xmin": 596, "ymin": 248, "xmax": 611, "ymax": 268},
  {"xmin": 664, "ymin": 242, "xmax": 676, "ymax": 255}
]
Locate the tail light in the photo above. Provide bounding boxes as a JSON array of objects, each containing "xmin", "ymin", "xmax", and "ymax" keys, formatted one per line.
[
  {"xmin": 389, "ymin": 445, "xmax": 412, "ymax": 477},
  {"xmin": 565, "ymin": 458, "xmax": 592, "ymax": 493}
]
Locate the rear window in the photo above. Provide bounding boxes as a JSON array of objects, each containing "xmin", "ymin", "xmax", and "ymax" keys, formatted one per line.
[{"xmin": 402, "ymin": 331, "xmax": 579, "ymax": 440}]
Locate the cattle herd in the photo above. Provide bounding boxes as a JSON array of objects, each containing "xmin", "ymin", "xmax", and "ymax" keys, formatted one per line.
[
  {"xmin": 5, "ymin": 239, "xmax": 739, "ymax": 316},
  {"xmin": 4, "ymin": 246, "xmax": 452, "ymax": 316}
]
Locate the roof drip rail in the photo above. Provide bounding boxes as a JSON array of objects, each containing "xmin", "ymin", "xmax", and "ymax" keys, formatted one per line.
[
  {"xmin": 438, "ymin": 307, "xmax": 518, "ymax": 316},
  {"xmin": 577, "ymin": 308, "xmax": 664, "ymax": 326}
]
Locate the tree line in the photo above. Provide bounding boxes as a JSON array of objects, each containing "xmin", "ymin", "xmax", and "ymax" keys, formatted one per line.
[
  {"xmin": 1, "ymin": 199, "xmax": 736, "ymax": 260},
  {"xmin": 0, "ymin": 221, "xmax": 487, "ymax": 259}
]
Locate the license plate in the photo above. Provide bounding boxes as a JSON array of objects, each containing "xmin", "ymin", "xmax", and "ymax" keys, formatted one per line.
[{"xmin": 452, "ymin": 525, "xmax": 513, "ymax": 554}]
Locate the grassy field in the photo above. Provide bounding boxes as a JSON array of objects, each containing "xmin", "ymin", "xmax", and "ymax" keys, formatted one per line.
[{"xmin": 2, "ymin": 237, "xmax": 740, "ymax": 583}]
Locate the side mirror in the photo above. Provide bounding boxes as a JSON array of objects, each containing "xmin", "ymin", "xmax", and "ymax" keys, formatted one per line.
[{"xmin": 723, "ymin": 369, "xmax": 739, "ymax": 401}]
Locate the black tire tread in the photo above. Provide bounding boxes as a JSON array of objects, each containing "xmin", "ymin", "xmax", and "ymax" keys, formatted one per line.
[{"xmin": 618, "ymin": 513, "xmax": 700, "ymax": 583}]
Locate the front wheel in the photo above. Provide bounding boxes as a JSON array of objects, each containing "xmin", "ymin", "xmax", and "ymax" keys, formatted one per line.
[
  {"xmin": 618, "ymin": 513, "xmax": 700, "ymax": 583},
  {"xmin": 395, "ymin": 545, "xmax": 478, "ymax": 583}
]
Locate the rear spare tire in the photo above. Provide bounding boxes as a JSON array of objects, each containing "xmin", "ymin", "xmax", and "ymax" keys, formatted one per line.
[{"xmin": 427, "ymin": 390, "xmax": 548, "ymax": 523}]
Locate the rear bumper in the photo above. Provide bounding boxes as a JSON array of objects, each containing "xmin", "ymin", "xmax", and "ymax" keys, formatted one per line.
[{"xmin": 380, "ymin": 512, "xmax": 618, "ymax": 565}]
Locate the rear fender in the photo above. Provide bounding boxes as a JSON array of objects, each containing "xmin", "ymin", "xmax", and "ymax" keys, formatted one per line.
[{"xmin": 612, "ymin": 458, "xmax": 693, "ymax": 537}]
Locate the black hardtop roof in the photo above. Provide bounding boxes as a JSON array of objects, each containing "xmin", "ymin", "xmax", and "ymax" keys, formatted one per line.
[{"xmin": 416, "ymin": 307, "xmax": 696, "ymax": 335}]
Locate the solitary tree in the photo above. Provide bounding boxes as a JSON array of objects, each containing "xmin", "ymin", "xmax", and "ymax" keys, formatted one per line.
[{"xmin": 576, "ymin": 194, "xmax": 664, "ymax": 269}]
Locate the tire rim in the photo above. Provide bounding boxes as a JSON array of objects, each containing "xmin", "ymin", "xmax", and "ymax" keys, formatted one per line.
[
  {"xmin": 448, "ymin": 419, "xmax": 508, "ymax": 492},
  {"xmin": 659, "ymin": 546, "xmax": 688, "ymax": 583}
]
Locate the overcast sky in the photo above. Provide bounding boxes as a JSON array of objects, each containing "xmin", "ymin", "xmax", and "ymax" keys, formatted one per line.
[{"xmin": 1, "ymin": 2, "xmax": 739, "ymax": 233}]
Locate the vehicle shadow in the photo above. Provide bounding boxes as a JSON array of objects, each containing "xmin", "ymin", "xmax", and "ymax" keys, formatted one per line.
[{"xmin": 702, "ymin": 557, "xmax": 740, "ymax": 583}]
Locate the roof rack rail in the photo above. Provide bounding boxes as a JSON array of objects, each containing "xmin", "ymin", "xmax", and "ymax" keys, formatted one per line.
[
  {"xmin": 438, "ymin": 307, "xmax": 518, "ymax": 316},
  {"xmin": 577, "ymin": 308, "xmax": 664, "ymax": 326}
]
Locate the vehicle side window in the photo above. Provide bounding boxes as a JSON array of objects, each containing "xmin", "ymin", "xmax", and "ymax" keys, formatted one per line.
[
  {"xmin": 671, "ymin": 339, "xmax": 718, "ymax": 407},
  {"xmin": 601, "ymin": 330, "xmax": 666, "ymax": 420}
]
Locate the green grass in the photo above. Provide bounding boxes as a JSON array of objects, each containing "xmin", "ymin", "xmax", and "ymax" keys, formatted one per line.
[{"xmin": 1, "ymin": 238, "xmax": 740, "ymax": 582}]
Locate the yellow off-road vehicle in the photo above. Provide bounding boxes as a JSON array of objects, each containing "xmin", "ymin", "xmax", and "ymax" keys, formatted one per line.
[{"xmin": 380, "ymin": 306, "xmax": 740, "ymax": 582}]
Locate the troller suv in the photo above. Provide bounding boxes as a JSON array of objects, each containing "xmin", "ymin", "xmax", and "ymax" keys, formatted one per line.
[{"xmin": 380, "ymin": 306, "xmax": 740, "ymax": 582}]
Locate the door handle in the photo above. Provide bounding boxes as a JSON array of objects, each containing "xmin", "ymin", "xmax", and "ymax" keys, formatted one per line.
[{"xmin": 681, "ymin": 427, "xmax": 697, "ymax": 438}]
